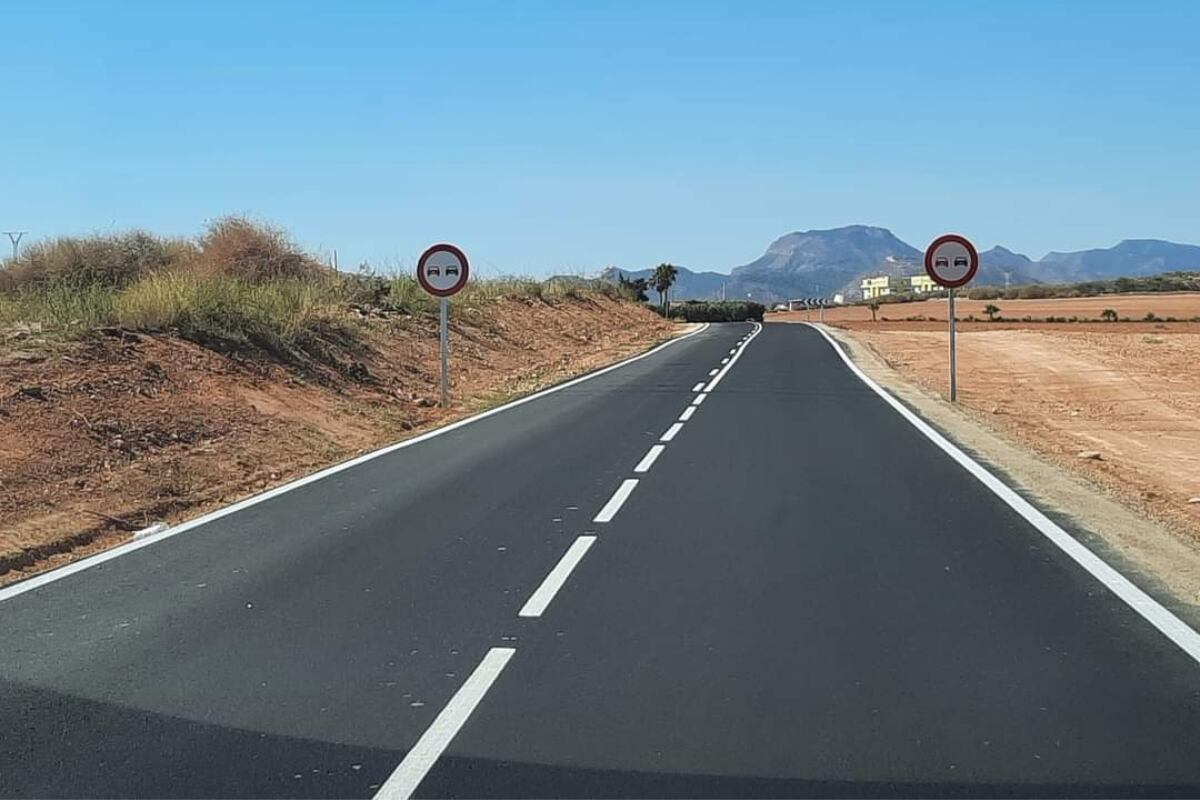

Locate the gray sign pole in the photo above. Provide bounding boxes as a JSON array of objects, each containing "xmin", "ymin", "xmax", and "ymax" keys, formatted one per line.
[
  {"xmin": 948, "ymin": 288, "xmax": 957, "ymax": 402},
  {"xmin": 439, "ymin": 297, "xmax": 450, "ymax": 407}
]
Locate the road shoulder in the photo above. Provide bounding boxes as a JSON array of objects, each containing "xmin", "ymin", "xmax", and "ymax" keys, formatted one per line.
[{"xmin": 811, "ymin": 321, "xmax": 1200, "ymax": 626}]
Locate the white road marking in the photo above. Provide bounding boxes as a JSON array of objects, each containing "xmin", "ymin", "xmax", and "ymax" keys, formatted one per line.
[
  {"xmin": 373, "ymin": 647, "xmax": 515, "ymax": 800},
  {"xmin": 692, "ymin": 382, "xmax": 705, "ymax": 392},
  {"xmin": 518, "ymin": 536, "xmax": 597, "ymax": 618},
  {"xmin": 679, "ymin": 406, "xmax": 696, "ymax": 421},
  {"xmin": 704, "ymin": 322, "xmax": 762, "ymax": 392},
  {"xmin": 708, "ymin": 368, "xmax": 719, "ymax": 376},
  {"xmin": 692, "ymin": 393, "xmax": 707, "ymax": 406},
  {"xmin": 594, "ymin": 479, "xmax": 639, "ymax": 523},
  {"xmin": 634, "ymin": 444, "xmax": 666, "ymax": 474},
  {"xmin": 721, "ymin": 357, "xmax": 729, "ymax": 364},
  {"xmin": 660, "ymin": 422, "xmax": 684, "ymax": 442},
  {"xmin": 0, "ymin": 322, "xmax": 710, "ymax": 604},
  {"xmin": 729, "ymin": 348, "xmax": 737, "ymax": 355},
  {"xmin": 804, "ymin": 322, "xmax": 1200, "ymax": 666}
]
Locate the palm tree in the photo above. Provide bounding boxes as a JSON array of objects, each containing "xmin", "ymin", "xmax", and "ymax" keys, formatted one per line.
[{"xmin": 652, "ymin": 263, "xmax": 679, "ymax": 315}]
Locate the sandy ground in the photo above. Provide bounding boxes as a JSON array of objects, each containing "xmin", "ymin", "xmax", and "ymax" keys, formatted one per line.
[
  {"xmin": 788, "ymin": 318, "xmax": 1200, "ymax": 617},
  {"xmin": 0, "ymin": 295, "xmax": 677, "ymax": 584},
  {"xmin": 773, "ymin": 291, "xmax": 1200, "ymax": 325}
]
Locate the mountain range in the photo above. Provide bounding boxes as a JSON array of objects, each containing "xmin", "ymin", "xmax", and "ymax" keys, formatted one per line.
[{"xmin": 602, "ymin": 226, "xmax": 1200, "ymax": 302}]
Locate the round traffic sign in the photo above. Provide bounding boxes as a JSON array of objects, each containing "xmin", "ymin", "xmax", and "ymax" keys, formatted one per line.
[
  {"xmin": 417, "ymin": 243, "xmax": 470, "ymax": 297},
  {"xmin": 924, "ymin": 234, "xmax": 979, "ymax": 289}
]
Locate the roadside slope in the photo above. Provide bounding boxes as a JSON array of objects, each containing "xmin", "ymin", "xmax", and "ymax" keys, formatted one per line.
[{"xmin": 0, "ymin": 294, "xmax": 675, "ymax": 583}]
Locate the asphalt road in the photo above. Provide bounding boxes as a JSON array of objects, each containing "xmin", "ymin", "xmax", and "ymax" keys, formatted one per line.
[{"xmin": 4, "ymin": 322, "xmax": 1200, "ymax": 798}]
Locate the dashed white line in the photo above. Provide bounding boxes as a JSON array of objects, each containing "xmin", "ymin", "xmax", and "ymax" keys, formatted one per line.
[
  {"xmin": 708, "ymin": 368, "xmax": 719, "ymax": 376},
  {"xmin": 692, "ymin": 382, "xmax": 705, "ymax": 392},
  {"xmin": 679, "ymin": 406, "xmax": 696, "ymax": 422},
  {"xmin": 721, "ymin": 357, "xmax": 729, "ymax": 364},
  {"xmin": 373, "ymin": 647, "xmax": 516, "ymax": 800},
  {"xmin": 594, "ymin": 479, "xmax": 639, "ymax": 522},
  {"xmin": 704, "ymin": 322, "xmax": 762, "ymax": 392},
  {"xmin": 692, "ymin": 393, "xmax": 707, "ymax": 406},
  {"xmin": 660, "ymin": 422, "xmax": 684, "ymax": 442},
  {"xmin": 634, "ymin": 444, "xmax": 666, "ymax": 473},
  {"xmin": 729, "ymin": 348, "xmax": 737, "ymax": 355},
  {"xmin": 518, "ymin": 536, "xmax": 597, "ymax": 618}
]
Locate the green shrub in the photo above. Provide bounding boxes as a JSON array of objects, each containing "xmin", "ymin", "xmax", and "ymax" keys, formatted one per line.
[
  {"xmin": 0, "ymin": 280, "xmax": 120, "ymax": 330},
  {"xmin": 665, "ymin": 300, "xmax": 765, "ymax": 322}
]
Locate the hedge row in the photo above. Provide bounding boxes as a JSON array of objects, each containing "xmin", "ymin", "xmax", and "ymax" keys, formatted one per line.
[{"xmin": 661, "ymin": 300, "xmax": 765, "ymax": 322}]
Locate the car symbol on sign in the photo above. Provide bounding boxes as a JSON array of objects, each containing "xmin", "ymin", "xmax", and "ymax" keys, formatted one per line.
[
  {"xmin": 935, "ymin": 256, "xmax": 949, "ymax": 268},
  {"xmin": 426, "ymin": 266, "xmax": 441, "ymax": 276},
  {"xmin": 954, "ymin": 256, "xmax": 969, "ymax": 268},
  {"xmin": 446, "ymin": 265, "xmax": 460, "ymax": 276}
]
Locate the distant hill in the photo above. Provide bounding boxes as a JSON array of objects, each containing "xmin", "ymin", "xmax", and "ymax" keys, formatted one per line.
[
  {"xmin": 730, "ymin": 225, "xmax": 920, "ymax": 302},
  {"xmin": 600, "ymin": 228, "xmax": 1200, "ymax": 301},
  {"xmin": 1038, "ymin": 239, "xmax": 1200, "ymax": 282},
  {"xmin": 978, "ymin": 246, "xmax": 1039, "ymax": 286}
]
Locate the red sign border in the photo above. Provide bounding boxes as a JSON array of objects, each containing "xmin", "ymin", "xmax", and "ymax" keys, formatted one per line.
[
  {"xmin": 924, "ymin": 233, "xmax": 979, "ymax": 289},
  {"xmin": 417, "ymin": 243, "xmax": 470, "ymax": 298}
]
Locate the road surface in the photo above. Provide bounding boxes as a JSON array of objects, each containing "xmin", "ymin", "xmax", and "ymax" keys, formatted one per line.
[{"xmin": 3, "ymin": 322, "xmax": 1200, "ymax": 798}]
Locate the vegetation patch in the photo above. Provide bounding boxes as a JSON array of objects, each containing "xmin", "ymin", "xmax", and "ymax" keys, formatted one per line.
[{"xmin": 0, "ymin": 217, "xmax": 636, "ymax": 375}]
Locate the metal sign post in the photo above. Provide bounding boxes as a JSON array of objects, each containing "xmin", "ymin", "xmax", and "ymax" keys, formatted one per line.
[
  {"xmin": 924, "ymin": 233, "xmax": 978, "ymax": 403},
  {"xmin": 439, "ymin": 297, "xmax": 450, "ymax": 407},
  {"xmin": 416, "ymin": 243, "xmax": 471, "ymax": 408},
  {"xmin": 948, "ymin": 289, "xmax": 957, "ymax": 402}
]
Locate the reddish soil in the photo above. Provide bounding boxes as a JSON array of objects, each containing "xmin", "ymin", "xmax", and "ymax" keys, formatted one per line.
[
  {"xmin": 0, "ymin": 295, "xmax": 676, "ymax": 583},
  {"xmin": 770, "ymin": 292, "xmax": 1200, "ymax": 326}
]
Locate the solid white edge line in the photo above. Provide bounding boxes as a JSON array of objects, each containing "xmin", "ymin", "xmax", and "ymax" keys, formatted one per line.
[
  {"xmin": 517, "ymin": 536, "xmax": 598, "ymax": 618},
  {"xmin": 679, "ymin": 406, "xmax": 696, "ymax": 422},
  {"xmin": 593, "ymin": 479, "xmax": 639, "ymax": 523},
  {"xmin": 691, "ymin": 382, "xmax": 705, "ymax": 392},
  {"xmin": 633, "ymin": 444, "xmax": 666, "ymax": 474},
  {"xmin": 373, "ymin": 647, "xmax": 516, "ymax": 800},
  {"xmin": 803, "ymin": 322, "xmax": 1200, "ymax": 665},
  {"xmin": 704, "ymin": 322, "xmax": 762, "ymax": 392},
  {"xmin": 692, "ymin": 393, "xmax": 707, "ymax": 406},
  {"xmin": 660, "ymin": 422, "xmax": 684, "ymax": 442},
  {"xmin": 0, "ymin": 324, "xmax": 711, "ymax": 604}
]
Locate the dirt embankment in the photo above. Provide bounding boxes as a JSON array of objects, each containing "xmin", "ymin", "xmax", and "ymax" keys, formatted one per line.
[{"xmin": 0, "ymin": 295, "xmax": 676, "ymax": 584}]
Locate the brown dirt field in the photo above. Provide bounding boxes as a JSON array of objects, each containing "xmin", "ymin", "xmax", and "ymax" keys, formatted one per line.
[
  {"xmin": 770, "ymin": 291, "xmax": 1200, "ymax": 325},
  {"xmin": 0, "ymin": 295, "xmax": 677, "ymax": 584},
  {"xmin": 818, "ymin": 323, "xmax": 1200, "ymax": 544}
]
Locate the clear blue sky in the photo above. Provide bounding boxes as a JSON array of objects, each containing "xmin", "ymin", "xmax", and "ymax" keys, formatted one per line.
[{"xmin": 3, "ymin": 1, "xmax": 1198, "ymax": 276}]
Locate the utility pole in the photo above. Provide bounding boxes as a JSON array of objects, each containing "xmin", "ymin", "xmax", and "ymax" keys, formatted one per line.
[
  {"xmin": 1004, "ymin": 271, "xmax": 1011, "ymax": 290},
  {"xmin": 3, "ymin": 231, "xmax": 27, "ymax": 261}
]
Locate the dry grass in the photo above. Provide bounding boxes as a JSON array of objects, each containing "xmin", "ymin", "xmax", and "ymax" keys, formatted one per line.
[{"xmin": 0, "ymin": 217, "xmax": 634, "ymax": 372}]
